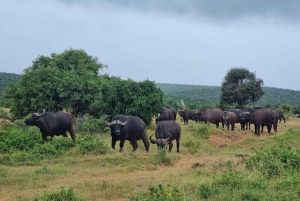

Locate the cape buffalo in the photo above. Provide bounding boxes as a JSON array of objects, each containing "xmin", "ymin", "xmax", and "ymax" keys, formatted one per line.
[
  {"xmin": 198, "ymin": 108, "xmax": 224, "ymax": 129},
  {"xmin": 178, "ymin": 109, "xmax": 199, "ymax": 125},
  {"xmin": 242, "ymin": 109, "xmax": 277, "ymax": 136},
  {"xmin": 223, "ymin": 111, "xmax": 236, "ymax": 130},
  {"xmin": 149, "ymin": 120, "xmax": 181, "ymax": 152},
  {"xmin": 104, "ymin": 115, "xmax": 150, "ymax": 152},
  {"xmin": 273, "ymin": 109, "xmax": 286, "ymax": 123},
  {"xmin": 156, "ymin": 107, "xmax": 176, "ymax": 124},
  {"xmin": 24, "ymin": 111, "xmax": 76, "ymax": 143}
]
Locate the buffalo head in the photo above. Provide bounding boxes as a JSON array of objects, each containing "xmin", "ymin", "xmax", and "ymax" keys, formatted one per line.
[
  {"xmin": 104, "ymin": 115, "xmax": 129, "ymax": 135},
  {"xmin": 24, "ymin": 113, "xmax": 42, "ymax": 126},
  {"xmin": 149, "ymin": 133, "xmax": 171, "ymax": 148}
]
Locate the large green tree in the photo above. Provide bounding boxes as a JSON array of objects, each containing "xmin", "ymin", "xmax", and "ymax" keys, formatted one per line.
[
  {"xmin": 89, "ymin": 76, "xmax": 164, "ymax": 126},
  {"xmin": 220, "ymin": 67, "xmax": 264, "ymax": 108},
  {"xmin": 3, "ymin": 49, "xmax": 105, "ymax": 118}
]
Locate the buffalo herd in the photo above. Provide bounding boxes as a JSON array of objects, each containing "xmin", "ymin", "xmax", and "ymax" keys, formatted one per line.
[{"xmin": 24, "ymin": 106, "xmax": 287, "ymax": 152}]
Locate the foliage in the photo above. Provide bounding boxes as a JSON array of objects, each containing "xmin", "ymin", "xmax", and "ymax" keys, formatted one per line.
[
  {"xmin": 129, "ymin": 184, "xmax": 186, "ymax": 201},
  {"xmin": 0, "ymin": 107, "xmax": 10, "ymax": 120},
  {"xmin": 220, "ymin": 67, "xmax": 264, "ymax": 108},
  {"xmin": 75, "ymin": 115, "xmax": 109, "ymax": 134},
  {"xmin": 76, "ymin": 135, "xmax": 108, "ymax": 154},
  {"xmin": 0, "ymin": 127, "xmax": 75, "ymax": 165},
  {"xmin": 0, "ymin": 72, "xmax": 21, "ymax": 106},
  {"xmin": 2, "ymin": 49, "xmax": 105, "ymax": 118},
  {"xmin": 34, "ymin": 187, "xmax": 84, "ymax": 201},
  {"xmin": 90, "ymin": 76, "xmax": 164, "ymax": 125},
  {"xmin": 150, "ymin": 148, "xmax": 174, "ymax": 165},
  {"xmin": 246, "ymin": 143, "xmax": 300, "ymax": 178}
]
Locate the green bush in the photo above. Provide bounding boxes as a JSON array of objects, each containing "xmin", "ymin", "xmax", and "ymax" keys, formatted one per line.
[
  {"xmin": 194, "ymin": 123, "xmax": 212, "ymax": 139},
  {"xmin": 246, "ymin": 144, "xmax": 300, "ymax": 178},
  {"xmin": 182, "ymin": 137, "xmax": 200, "ymax": 154},
  {"xmin": 151, "ymin": 148, "xmax": 174, "ymax": 165},
  {"xmin": 75, "ymin": 115, "xmax": 108, "ymax": 134},
  {"xmin": 129, "ymin": 184, "xmax": 186, "ymax": 201},
  {"xmin": 34, "ymin": 187, "xmax": 84, "ymax": 201},
  {"xmin": 0, "ymin": 127, "xmax": 76, "ymax": 166},
  {"xmin": 77, "ymin": 135, "xmax": 108, "ymax": 154}
]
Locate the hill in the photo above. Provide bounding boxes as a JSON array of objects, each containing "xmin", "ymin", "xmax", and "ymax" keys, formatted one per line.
[
  {"xmin": 0, "ymin": 72, "xmax": 22, "ymax": 94},
  {"xmin": 1, "ymin": 73, "xmax": 299, "ymax": 108},
  {"xmin": 155, "ymin": 83, "xmax": 300, "ymax": 108}
]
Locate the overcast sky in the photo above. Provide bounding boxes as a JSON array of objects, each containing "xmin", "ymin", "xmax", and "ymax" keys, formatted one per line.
[{"xmin": 1, "ymin": 0, "xmax": 300, "ymax": 91}]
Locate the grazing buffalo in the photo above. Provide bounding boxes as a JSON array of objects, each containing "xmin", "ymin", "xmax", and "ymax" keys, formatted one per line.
[
  {"xmin": 149, "ymin": 120, "xmax": 181, "ymax": 152},
  {"xmin": 104, "ymin": 115, "xmax": 150, "ymax": 152},
  {"xmin": 178, "ymin": 109, "xmax": 199, "ymax": 125},
  {"xmin": 242, "ymin": 109, "xmax": 277, "ymax": 136},
  {"xmin": 24, "ymin": 111, "xmax": 76, "ymax": 143},
  {"xmin": 156, "ymin": 107, "xmax": 176, "ymax": 124},
  {"xmin": 223, "ymin": 111, "xmax": 236, "ymax": 130},
  {"xmin": 273, "ymin": 109, "xmax": 286, "ymax": 123},
  {"xmin": 198, "ymin": 108, "xmax": 224, "ymax": 128}
]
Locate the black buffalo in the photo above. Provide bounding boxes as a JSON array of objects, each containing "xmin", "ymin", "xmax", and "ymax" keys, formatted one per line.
[
  {"xmin": 242, "ymin": 108, "xmax": 277, "ymax": 136},
  {"xmin": 156, "ymin": 107, "xmax": 176, "ymax": 124},
  {"xmin": 273, "ymin": 109, "xmax": 286, "ymax": 123},
  {"xmin": 178, "ymin": 109, "xmax": 199, "ymax": 125},
  {"xmin": 104, "ymin": 115, "xmax": 150, "ymax": 152},
  {"xmin": 198, "ymin": 108, "xmax": 224, "ymax": 128},
  {"xmin": 149, "ymin": 120, "xmax": 181, "ymax": 152},
  {"xmin": 24, "ymin": 111, "xmax": 76, "ymax": 143}
]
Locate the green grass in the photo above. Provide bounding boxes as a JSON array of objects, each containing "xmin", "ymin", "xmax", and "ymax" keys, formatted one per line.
[{"xmin": 1, "ymin": 118, "xmax": 300, "ymax": 200}]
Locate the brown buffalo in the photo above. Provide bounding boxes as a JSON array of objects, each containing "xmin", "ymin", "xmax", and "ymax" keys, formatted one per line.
[
  {"xmin": 223, "ymin": 111, "xmax": 236, "ymax": 130},
  {"xmin": 198, "ymin": 108, "xmax": 224, "ymax": 129}
]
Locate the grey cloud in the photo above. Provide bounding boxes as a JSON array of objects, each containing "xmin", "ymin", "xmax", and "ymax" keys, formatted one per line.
[{"xmin": 61, "ymin": 0, "xmax": 300, "ymax": 23}]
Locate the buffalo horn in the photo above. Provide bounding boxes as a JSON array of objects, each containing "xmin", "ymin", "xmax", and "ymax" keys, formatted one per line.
[
  {"xmin": 33, "ymin": 113, "xmax": 41, "ymax": 117},
  {"xmin": 104, "ymin": 115, "xmax": 112, "ymax": 126},
  {"xmin": 119, "ymin": 116, "xmax": 129, "ymax": 126}
]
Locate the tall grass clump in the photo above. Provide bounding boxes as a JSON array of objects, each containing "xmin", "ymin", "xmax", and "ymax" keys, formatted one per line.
[
  {"xmin": 76, "ymin": 135, "xmax": 108, "ymax": 154},
  {"xmin": 34, "ymin": 187, "xmax": 84, "ymax": 201},
  {"xmin": 194, "ymin": 123, "xmax": 213, "ymax": 139},
  {"xmin": 129, "ymin": 184, "xmax": 186, "ymax": 201},
  {"xmin": 150, "ymin": 148, "xmax": 176, "ymax": 165}
]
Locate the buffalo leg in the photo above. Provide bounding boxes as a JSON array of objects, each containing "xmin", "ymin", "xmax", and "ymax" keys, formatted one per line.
[
  {"xmin": 168, "ymin": 142, "xmax": 173, "ymax": 152},
  {"xmin": 176, "ymin": 138, "xmax": 180, "ymax": 153},
  {"xmin": 111, "ymin": 139, "xmax": 117, "ymax": 150},
  {"xmin": 131, "ymin": 140, "xmax": 138, "ymax": 151},
  {"xmin": 140, "ymin": 133, "xmax": 150, "ymax": 152},
  {"xmin": 68, "ymin": 126, "xmax": 76, "ymax": 141},
  {"xmin": 119, "ymin": 140, "xmax": 125, "ymax": 152},
  {"xmin": 231, "ymin": 123, "xmax": 234, "ymax": 131}
]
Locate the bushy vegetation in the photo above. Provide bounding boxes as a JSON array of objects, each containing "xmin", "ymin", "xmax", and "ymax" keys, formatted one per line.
[
  {"xmin": 130, "ymin": 184, "xmax": 186, "ymax": 201},
  {"xmin": 76, "ymin": 135, "xmax": 108, "ymax": 154},
  {"xmin": 0, "ymin": 126, "xmax": 109, "ymax": 165},
  {"xmin": 34, "ymin": 187, "xmax": 84, "ymax": 201}
]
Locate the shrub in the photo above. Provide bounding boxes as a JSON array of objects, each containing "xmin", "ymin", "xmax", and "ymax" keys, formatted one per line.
[
  {"xmin": 77, "ymin": 135, "xmax": 108, "ymax": 154},
  {"xmin": 246, "ymin": 144, "xmax": 300, "ymax": 178},
  {"xmin": 194, "ymin": 123, "xmax": 212, "ymax": 139},
  {"xmin": 151, "ymin": 148, "xmax": 174, "ymax": 165},
  {"xmin": 129, "ymin": 184, "xmax": 186, "ymax": 201},
  {"xmin": 75, "ymin": 115, "xmax": 108, "ymax": 134},
  {"xmin": 34, "ymin": 187, "xmax": 84, "ymax": 201}
]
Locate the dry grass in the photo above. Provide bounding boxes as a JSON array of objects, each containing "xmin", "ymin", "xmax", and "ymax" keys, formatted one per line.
[{"xmin": 1, "ymin": 117, "xmax": 300, "ymax": 201}]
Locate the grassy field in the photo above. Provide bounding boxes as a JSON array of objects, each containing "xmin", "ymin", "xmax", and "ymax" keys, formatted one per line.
[{"xmin": 1, "ymin": 116, "xmax": 300, "ymax": 201}]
